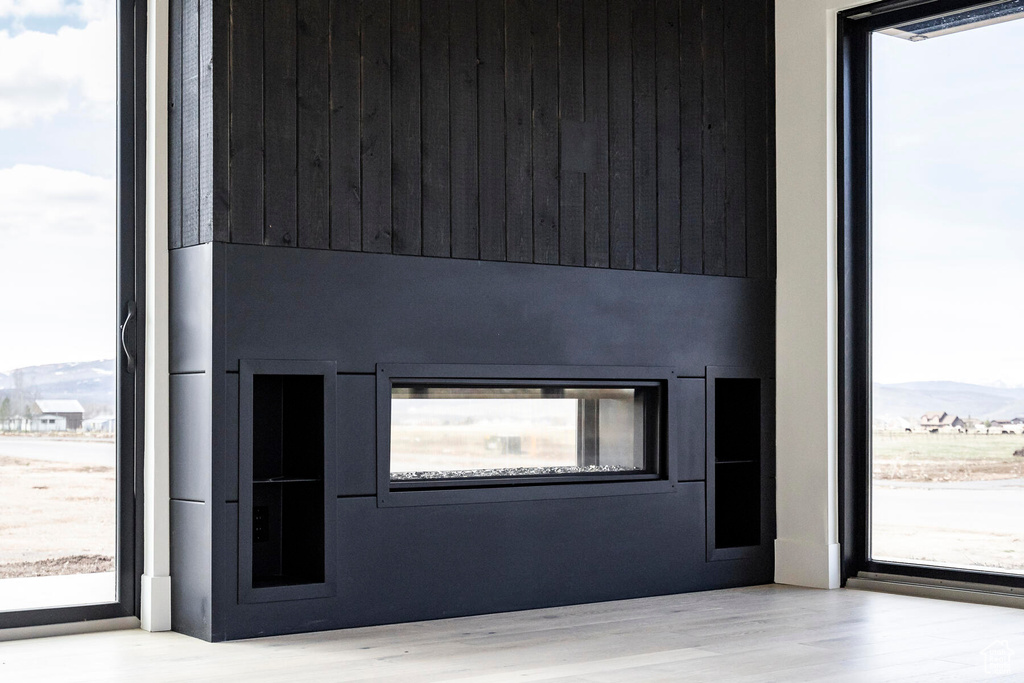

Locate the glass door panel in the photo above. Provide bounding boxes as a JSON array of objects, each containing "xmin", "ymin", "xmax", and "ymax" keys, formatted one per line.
[
  {"xmin": 0, "ymin": 0, "xmax": 120, "ymax": 611},
  {"xmin": 870, "ymin": 8, "xmax": 1024, "ymax": 574}
]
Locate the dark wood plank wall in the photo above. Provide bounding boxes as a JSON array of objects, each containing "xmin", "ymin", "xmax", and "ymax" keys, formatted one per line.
[{"xmin": 171, "ymin": 0, "xmax": 774, "ymax": 279}]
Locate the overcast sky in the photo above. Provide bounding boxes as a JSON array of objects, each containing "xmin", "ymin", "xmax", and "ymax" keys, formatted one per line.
[
  {"xmin": 872, "ymin": 17, "xmax": 1024, "ymax": 387},
  {"xmin": 0, "ymin": 0, "xmax": 115, "ymax": 373},
  {"xmin": 0, "ymin": 4, "xmax": 1021, "ymax": 384}
]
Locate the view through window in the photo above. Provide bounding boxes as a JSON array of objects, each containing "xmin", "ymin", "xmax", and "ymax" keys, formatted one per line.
[
  {"xmin": 0, "ymin": 0, "xmax": 118, "ymax": 610},
  {"xmin": 871, "ymin": 9, "xmax": 1024, "ymax": 574}
]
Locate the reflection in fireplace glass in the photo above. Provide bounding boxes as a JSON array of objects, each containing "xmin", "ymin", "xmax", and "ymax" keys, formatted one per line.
[{"xmin": 390, "ymin": 385, "xmax": 657, "ymax": 481}]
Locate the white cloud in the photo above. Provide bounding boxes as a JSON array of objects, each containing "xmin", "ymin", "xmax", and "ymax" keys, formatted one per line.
[
  {"xmin": 0, "ymin": 164, "xmax": 114, "ymax": 235},
  {"xmin": 0, "ymin": 0, "xmax": 69, "ymax": 18},
  {"xmin": 0, "ymin": 14, "xmax": 115, "ymax": 128},
  {"xmin": 0, "ymin": 0, "xmax": 113, "ymax": 20},
  {"xmin": 0, "ymin": 164, "xmax": 116, "ymax": 369}
]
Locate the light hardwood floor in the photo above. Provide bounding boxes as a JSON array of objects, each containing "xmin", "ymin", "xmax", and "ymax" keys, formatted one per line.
[{"xmin": 2, "ymin": 585, "xmax": 1023, "ymax": 682}]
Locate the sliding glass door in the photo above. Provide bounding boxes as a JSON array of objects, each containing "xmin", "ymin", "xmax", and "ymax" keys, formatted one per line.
[
  {"xmin": 0, "ymin": 0, "xmax": 142, "ymax": 627},
  {"xmin": 841, "ymin": 0, "xmax": 1024, "ymax": 585}
]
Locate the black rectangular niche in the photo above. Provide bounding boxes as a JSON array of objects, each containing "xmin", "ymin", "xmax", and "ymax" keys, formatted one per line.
[
  {"xmin": 239, "ymin": 360, "xmax": 336, "ymax": 603},
  {"xmin": 706, "ymin": 369, "xmax": 767, "ymax": 561},
  {"xmin": 714, "ymin": 378, "xmax": 760, "ymax": 549}
]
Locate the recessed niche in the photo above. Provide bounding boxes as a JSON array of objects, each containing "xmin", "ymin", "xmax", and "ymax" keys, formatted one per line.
[
  {"xmin": 251, "ymin": 374, "xmax": 325, "ymax": 588},
  {"xmin": 713, "ymin": 377, "xmax": 761, "ymax": 550},
  {"xmin": 240, "ymin": 360, "xmax": 336, "ymax": 603}
]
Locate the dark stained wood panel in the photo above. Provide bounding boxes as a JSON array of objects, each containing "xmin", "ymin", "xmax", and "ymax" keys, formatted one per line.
[
  {"xmin": 199, "ymin": 0, "xmax": 214, "ymax": 243},
  {"xmin": 583, "ymin": 0, "xmax": 610, "ymax": 269},
  {"xmin": 229, "ymin": 0, "xmax": 264, "ymax": 245},
  {"xmin": 558, "ymin": 0, "xmax": 584, "ymax": 267},
  {"xmin": 632, "ymin": 0, "xmax": 657, "ymax": 272},
  {"xmin": 478, "ymin": 0, "xmax": 506, "ymax": 262},
  {"xmin": 450, "ymin": 0, "xmax": 480, "ymax": 259},
  {"xmin": 656, "ymin": 0, "xmax": 681, "ymax": 274},
  {"xmin": 531, "ymin": 0, "xmax": 559, "ymax": 266},
  {"xmin": 176, "ymin": 0, "xmax": 774, "ymax": 281},
  {"xmin": 361, "ymin": 0, "xmax": 392, "ymax": 253},
  {"xmin": 264, "ymin": 0, "xmax": 298, "ymax": 247},
  {"xmin": 330, "ymin": 0, "xmax": 362, "ymax": 251},
  {"xmin": 391, "ymin": 0, "xmax": 422, "ymax": 256},
  {"xmin": 745, "ymin": 0, "xmax": 769, "ymax": 280},
  {"xmin": 701, "ymin": 0, "xmax": 727, "ymax": 276},
  {"xmin": 607, "ymin": 0, "xmax": 633, "ymax": 270},
  {"xmin": 421, "ymin": 0, "xmax": 452, "ymax": 258},
  {"xmin": 169, "ymin": 0, "xmax": 183, "ymax": 249},
  {"xmin": 298, "ymin": 0, "xmax": 331, "ymax": 249},
  {"xmin": 213, "ymin": 0, "xmax": 231, "ymax": 242},
  {"xmin": 504, "ymin": 0, "xmax": 532, "ymax": 263},
  {"xmin": 181, "ymin": 0, "xmax": 200, "ymax": 247},
  {"xmin": 724, "ymin": 0, "xmax": 747, "ymax": 277},
  {"xmin": 679, "ymin": 0, "xmax": 703, "ymax": 274}
]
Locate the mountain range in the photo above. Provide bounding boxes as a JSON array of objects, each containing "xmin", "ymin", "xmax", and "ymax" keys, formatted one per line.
[
  {"xmin": 0, "ymin": 359, "xmax": 115, "ymax": 413},
  {"xmin": 873, "ymin": 381, "xmax": 1024, "ymax": 421},
  {"xmin": 1, "ymin": 362, "xmax": 1021, "ymax": 422}
]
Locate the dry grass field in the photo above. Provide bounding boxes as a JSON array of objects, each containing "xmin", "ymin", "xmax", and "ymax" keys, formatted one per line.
[
  {"xmin": 872, "ymin": 431, "xmax": 1024, "ymax": 482},
  {"xmin": 872, "ymin": 431, "xmax": 1024, "ymax": 573}
]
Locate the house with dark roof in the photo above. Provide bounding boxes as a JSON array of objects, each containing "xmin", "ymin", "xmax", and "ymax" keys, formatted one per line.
[{"xmin": 920, "ymin": 411, "xmax": 967, "ymax": 432}]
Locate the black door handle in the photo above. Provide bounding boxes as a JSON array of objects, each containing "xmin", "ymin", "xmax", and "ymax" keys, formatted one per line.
[{"xmin": 120, "ymin": 301, "xmax": 136, "ymax": 374}]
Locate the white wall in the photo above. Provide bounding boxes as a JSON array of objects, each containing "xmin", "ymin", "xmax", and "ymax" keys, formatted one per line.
[
  {"xmin": 774, "ymin": 0, "xmax": 872, "ymax": 589},
  {"xmin": 142, "ymin": 0, "xmax": 171, "ymax": 631}
]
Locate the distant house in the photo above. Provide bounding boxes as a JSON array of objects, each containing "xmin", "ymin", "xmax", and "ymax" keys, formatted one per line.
[
  {"xmin": 31, "ymin": 414, "xmax": 68, "ymax": 432},
  {"xmin": 963, "ymin": 417, "xmax": 986, "ymax": 433},
  {"xmin": 84, "ymin": 415, "xmax": 116, "ymax": 432},
  {"xmin": 33, "ymin": 399, "xmax": 85, "ymax": 431},
  {"xmin": 990, "ymin": 420, "xmax": 1024, "ymax": 435},
  {"xmin": 1, "ymin": 416, "xmax": 29, "ymax": 432},
  {"xmin": 920, "ymin": 411, "xmax": 966, "ymax": 433},
  {"xmin": 873, "ymin": 415, "xmax": 913, "ymax": 432}
]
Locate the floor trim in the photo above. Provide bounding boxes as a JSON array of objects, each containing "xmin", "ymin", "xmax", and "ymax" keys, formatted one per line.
[
  {"xmin": 848, "ymin": 572, "xmax": 1024, "ymax": 610},
  {"xmin": 0, "ymin": 616, "xmax": 140, "ymax": 643}
]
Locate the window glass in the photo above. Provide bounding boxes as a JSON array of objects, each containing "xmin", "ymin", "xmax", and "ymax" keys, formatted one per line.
[{"xmin": 870, "ymin": 11, "xmax": 1024, "ymax": 574}]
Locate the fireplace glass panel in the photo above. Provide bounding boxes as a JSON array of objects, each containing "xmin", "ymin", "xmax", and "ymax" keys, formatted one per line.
[{"xmin": 390, "ymin": 385, "xmax": 658, "ymax": 481}]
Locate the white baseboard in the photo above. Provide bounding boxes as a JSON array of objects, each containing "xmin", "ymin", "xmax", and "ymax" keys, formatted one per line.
[
  {"xmin": 141, "ymin": 574, "xmax": 172, "ymax": 632},
  {"xmin": 775, "ymin": 539, "xmax": 841, "ymax": 589}
]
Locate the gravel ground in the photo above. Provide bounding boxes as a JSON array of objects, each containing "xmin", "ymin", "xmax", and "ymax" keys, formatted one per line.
[{"xmin": 0, "ymin": 555, "xmax": 114, "ymax": 579}]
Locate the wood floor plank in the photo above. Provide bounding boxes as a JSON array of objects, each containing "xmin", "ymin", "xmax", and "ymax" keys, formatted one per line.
[{"xmin": 4, "ymin": 586, "xmax": 1024, "ymax": 682}]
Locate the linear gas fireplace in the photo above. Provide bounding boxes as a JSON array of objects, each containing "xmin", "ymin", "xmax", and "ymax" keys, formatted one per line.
[
  {"xmin": 390, "ymin": 384, "xmax": 659, "ymax": 482},
  {"xmin": 376, "ymin": 365, "xmax": 675, "ymax": 505}
]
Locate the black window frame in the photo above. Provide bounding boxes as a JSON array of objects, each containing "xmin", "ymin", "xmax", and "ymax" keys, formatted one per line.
[
  {"xmin": 0, "ymin": 0, "xmax": 146, "ymax": 629},
  {"xmin": 376, "ymin": 364, "xmax": 677, "ymax": 507},
  {"xmin": 838, "ymin": 0, "xmax": 1024, "ymax": 589}
]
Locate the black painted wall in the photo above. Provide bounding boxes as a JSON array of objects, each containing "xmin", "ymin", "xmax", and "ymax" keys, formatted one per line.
[
  {"xmin": 169, "ymin": 0, "xmax": 775, "ymax": 278},
  {"xmin": 168, "ymin": 244, "xmax": 776, "ymax": 641}
]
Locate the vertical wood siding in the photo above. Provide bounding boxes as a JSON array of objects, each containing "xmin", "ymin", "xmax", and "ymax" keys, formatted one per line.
[{"xmin": 173, "ymin": 0, "xmax": 774, "ymax": 279}]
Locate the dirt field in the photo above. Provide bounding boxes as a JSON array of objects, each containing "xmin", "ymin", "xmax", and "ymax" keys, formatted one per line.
[
  {"xmin": 0, "ymin": 448, "xmax": 115, "ymax": 579},
  {"xmin": 872, "ymin": 431, "xmax": 1024, "ymax": 573},
  {"xmin": 3, "ymin": 431, "xmax": 1023, "ymax": 583},
  {"xmin": 873, "ymin": 431, "xmax": 1024, "ymax": 482}
]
